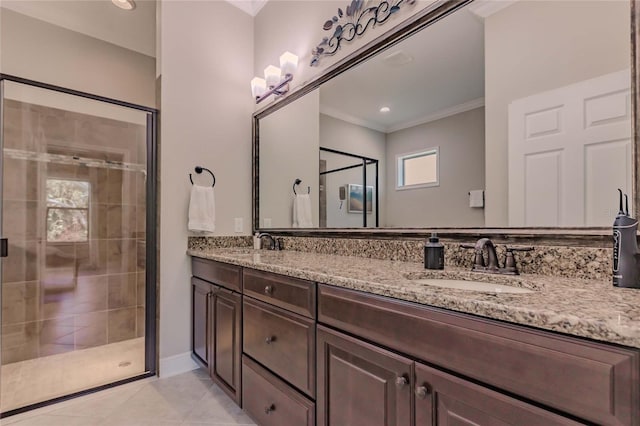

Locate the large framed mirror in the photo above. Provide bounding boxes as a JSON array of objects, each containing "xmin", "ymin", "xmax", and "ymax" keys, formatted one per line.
[{"xmin": 253, "ymin": 0, "xmax": 639, "ymax": 241}]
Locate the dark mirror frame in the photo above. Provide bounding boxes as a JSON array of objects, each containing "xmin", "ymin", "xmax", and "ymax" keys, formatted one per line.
[{"xmin": 253, "ymin": 0, "xmax": 639, "ymax": 246}]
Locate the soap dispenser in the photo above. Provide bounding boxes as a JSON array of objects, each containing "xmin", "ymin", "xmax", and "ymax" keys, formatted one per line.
[
  {"xmin": 424, "ymin": 233, "xmax": 444, "ymax": 270},
  {"xmin": 613, "ymin": 189, "xmax": 640, "ymax": 288}
]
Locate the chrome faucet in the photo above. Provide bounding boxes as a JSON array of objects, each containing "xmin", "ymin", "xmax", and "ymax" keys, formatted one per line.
[
  {"xmin": 461, "ymin": 238, "xmax": 532, "ymax": 275},
  {"xmin": 257, "ymin": 233, "xmax": 282, "ymax": 250}
]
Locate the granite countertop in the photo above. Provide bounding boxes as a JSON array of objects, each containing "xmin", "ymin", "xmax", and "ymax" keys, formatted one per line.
[{"xmin": 188, "ymin": 247, "xmax": 640, "ymax": 349}]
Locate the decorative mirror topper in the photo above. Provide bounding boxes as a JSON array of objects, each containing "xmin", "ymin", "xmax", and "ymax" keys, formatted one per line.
[{"xmin": 310, "ymin": 0, "xmax": 415, "ymax": 66}]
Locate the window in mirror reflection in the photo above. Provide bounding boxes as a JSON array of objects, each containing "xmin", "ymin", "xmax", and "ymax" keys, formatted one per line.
[{"xmin": 397, "ymin": 148, "xmax": 439, "ymax": 190}]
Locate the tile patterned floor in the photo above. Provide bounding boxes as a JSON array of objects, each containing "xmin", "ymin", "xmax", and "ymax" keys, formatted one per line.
[
  {"xmin": 0, "ymin": 369, "xmax": 256, "ymax": 426},
  {"xmin": 2, "ymin": 338, "xmax": 146, "ymax": 412}
]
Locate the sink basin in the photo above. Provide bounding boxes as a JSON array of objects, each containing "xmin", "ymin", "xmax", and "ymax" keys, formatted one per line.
[{"xmin": 413, "ymin": 279, "xmax": 534, "ymax": 294}]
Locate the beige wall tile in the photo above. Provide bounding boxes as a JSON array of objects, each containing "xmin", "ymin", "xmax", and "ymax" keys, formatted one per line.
[
  {"xmin": 3, "ymin": 200, "xmax": 41, "ymax": 240},
  {"xmin": 107, "ymin": 240, "xmax": 137, "ymax": 274},
  {"xmin": 107, "ymin": 205, "xmax": 136, "ymax": 239},
  {"xmin": 77, "ymin": 240, "xmax": 107, "ymax": 276},
  {"xmin": 75, "ymin": 311, "xmax": 108, "ymax": 349},
  {"xmin": 108, "ymin": 308, "xmax": 136, "ymax": 343},
  {"xmin": 39, "ymin": 317, "xmax": 75, "ymax": 357},
  {"xmin": 3, "ymin": 157, "xmax": 39, "ymax": 201},
  {"xmin": 1, "ymin": 322, "xmax": 39, "ymax": 364},
  {"xmin": 73, "ymin": 275, "xmax": 108, "ymax": 314},
  {"xmin": 2, "ymin": 240, "xmax": 39, "ymax": 283},
  {"xmin": 108, "ymin": 273, "xmax": 137, "ymax": 309},
  {"xmin": 1, "ymin": 281, "xmax": 40, "ymax": 325}
]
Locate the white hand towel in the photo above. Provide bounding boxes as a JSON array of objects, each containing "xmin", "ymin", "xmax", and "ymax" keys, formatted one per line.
[
  {"xmin": 293, "ymin": 193, "xmax": 313, "ymax": 228},
  {"xmin": 188, "ymin": 185, "xmax": 216, "ymax": 233}
]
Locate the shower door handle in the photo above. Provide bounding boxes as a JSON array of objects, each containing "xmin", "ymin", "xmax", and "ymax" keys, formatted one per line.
[{"xmin": 0, "ymin": 238, "xmax": 7, "ymax": 257}]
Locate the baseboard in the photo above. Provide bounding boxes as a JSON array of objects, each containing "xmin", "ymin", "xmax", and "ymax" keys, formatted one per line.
[{"xmin": 158, "ymin": 351, "xmax": 199, "ymax": 378}]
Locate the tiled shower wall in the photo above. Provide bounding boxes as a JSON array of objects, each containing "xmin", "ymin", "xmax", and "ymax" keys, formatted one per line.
[{"xmin": 1, "ymin": 100, "xmax": 147, "ymax": 364}]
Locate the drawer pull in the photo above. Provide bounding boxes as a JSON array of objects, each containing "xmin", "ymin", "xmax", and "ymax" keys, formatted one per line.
[
  {"xmin": 395, "ymin": 375, "xmax": 409, "ymax": 388},
  {"xmin": 265, "ymin": 335, "xmax": 277, "ymax": 344},
  {"xmin": 264, "ymin": 403, "xmax": 276, "ymax": 414},
  {"xmin": 415, "ymin": 385, "xmax": 431, "ymax": 399},
  {"xmin": 264, "ymin": 285, "xmax": 273, "ymax": 295}
]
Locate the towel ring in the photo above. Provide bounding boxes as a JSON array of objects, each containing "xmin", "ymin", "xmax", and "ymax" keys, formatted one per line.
[
  {"xmin": 189, "ymin": 166, "xmax": 216, "ymax": 187},
  {"xmin": 293, "ymin": 178, "xmax": 310, "ymax": 195}
]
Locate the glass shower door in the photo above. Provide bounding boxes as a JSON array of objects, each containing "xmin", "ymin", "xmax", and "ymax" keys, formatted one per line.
[{"xmin": 0, "ymin": 78, "xmax": 156, "ymax": 414}]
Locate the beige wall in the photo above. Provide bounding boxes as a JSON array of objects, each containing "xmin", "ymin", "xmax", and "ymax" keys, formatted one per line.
[
  {"xmin": 484, "ymin": 0, "xmax": 630, "ymax": 226},
  {"xmin": 260, "ymin": 90, "xmax": 320, "ymax": 228},
  {"xmin": 0, "ymin": 9, "xmax": 156, "ymax": 108},
  {"xmin": 385, "ymin": 107, "xmax": 485, "ymax": 227},
  {"xmin": 159, "ymin": 0, "xmax": 254, "ymax": 364},
  {"xmin": 253, "ymin": 0, "xmax": 436, "ymax": 101}
]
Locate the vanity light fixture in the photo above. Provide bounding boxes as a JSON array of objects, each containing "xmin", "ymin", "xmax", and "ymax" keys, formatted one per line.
[
  {"xmin": 380, "ymin": 106, "xmax": 391, "ymax": 113},
  {"xmin": 251, "ymin": 51, "xmax": 299, "ymax": 104},
  {"xmin": 112, "ymin": 0, "xmax": 136, "ymax": 10}
]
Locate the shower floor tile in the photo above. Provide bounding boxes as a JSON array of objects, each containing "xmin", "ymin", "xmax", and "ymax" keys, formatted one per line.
[{"xmin": 1, "ymin": 337, "xmax": 145, "ymax": 413}]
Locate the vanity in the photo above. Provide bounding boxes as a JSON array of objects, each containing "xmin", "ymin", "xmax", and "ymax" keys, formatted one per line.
[
  {"xmin": 190, "ymin": 0, "xmax": 640, "ymax": 424},
  {"xmin": 188, "ymin": 247, "xmax": 640, "ymax": 426}
]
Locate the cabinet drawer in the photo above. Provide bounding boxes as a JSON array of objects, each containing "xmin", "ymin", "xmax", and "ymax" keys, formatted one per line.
[
  {"xmin": 243, "ymin": 297, "xmax": 316, "ymax": 397},
  {"xmin": 243, "ymin": 268, "xmax": 315, "ymax": 318},
  {"xmin": 242, "ymin": 355, "xmax": 315, "ymax": 426},
  {"xmin": 192, "ymin": 257, "xmax": 242, "ymax": 292},
  {"xmin": 318, "ymin": 284, "xmax": 639, "ymax": 426}
]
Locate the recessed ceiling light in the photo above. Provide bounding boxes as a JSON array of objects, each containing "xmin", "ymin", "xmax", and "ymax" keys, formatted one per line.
[
  {"xmin": 112, "ymin": 0, "xmax": 136, "ymax": 10},
  {"xmin": 380, "ymin": 107, "xmax": 391, "ymax": 113}
]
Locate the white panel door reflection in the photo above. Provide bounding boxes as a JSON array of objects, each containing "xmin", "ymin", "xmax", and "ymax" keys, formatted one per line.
[{"xmin": 508, "ymin": 69, "xmax": 631, "ymax": 226}]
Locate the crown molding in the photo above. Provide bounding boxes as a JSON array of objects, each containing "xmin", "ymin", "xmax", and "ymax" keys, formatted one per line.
[
  {"xmin": 225, "ymin": 0, "xmax": 268, "ymax": 17},
  {"xmin": 467, "ymin": 0, "xmax": 519, "ymax": 19},
  {"xmin": 386, "ymin": 97, "xmax": 485, "ymax": 133},
  {"xmin": 319, "ymin": 105, "xmax": 387, "ymax": 133}
]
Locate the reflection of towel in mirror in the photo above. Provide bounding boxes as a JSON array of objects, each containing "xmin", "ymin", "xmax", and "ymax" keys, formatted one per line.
[
  {"xmin": 293, "ymin": 194, "xmax": 313, "ymax": 228},
  {"xmin": 188, "ymin": 185, "xmax": 216, "ymax": 233}
]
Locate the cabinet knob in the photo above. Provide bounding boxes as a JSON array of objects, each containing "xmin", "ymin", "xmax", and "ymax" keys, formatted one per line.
[
  {"xmin": 395, "ymin": 375, "xmax": 409, "ymax": 388},
  {"xmin": 264, "ymin": 285, "xmax": 273, "ymax": 295},
  {"xmin": 264, "ymin": 403, "xmax": 276, "ymax": 414},
  {"xmin": 265, "ymin": 336, "xmax": 277, "ymax": 344},
  {"xmin": 415, "ymin": 385, "xmax": 431, "ymax": 399}
]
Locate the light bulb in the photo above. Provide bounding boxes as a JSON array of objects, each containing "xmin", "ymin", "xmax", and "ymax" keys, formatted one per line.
[
  {"xmin": 251, "ymin": 77, "xmax": 267, "ymax": 98},
  {"xmin": 264, "ymin": 65, "xmax": 282, "ymax": 88},
  {"xmin": 279, "ymin": 51, "xmax": 298, "ymax": 77}
]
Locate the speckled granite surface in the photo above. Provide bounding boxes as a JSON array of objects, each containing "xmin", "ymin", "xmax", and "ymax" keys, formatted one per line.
[
  {"xmin": 188, "ymin": 247, "xmax": 640, "ymax": 349},
  {"xmin": 189, "ymin": 236, "xmax": 612, "ymax": 280}
]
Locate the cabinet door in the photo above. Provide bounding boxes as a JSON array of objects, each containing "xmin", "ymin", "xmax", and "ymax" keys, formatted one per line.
[
  {"xmin": 317, "ymin": 325, "xmax": 413, "ymax": 426},
  {"xmin": 210, "ymin": 288, "xmax": 242, "ymax": 405},
  {"xmin": 415, "ymin": 363, "xmax": 581, "ymax": 426},
  {"xmin": 192, "ymin": 277, "xmax": 212, "ymax": 366}
]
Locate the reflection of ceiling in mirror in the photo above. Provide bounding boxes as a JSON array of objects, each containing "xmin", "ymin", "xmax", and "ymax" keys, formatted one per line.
[{"xmin": 319, "ymin": 6, "xmax": 485, "ymax": 133}]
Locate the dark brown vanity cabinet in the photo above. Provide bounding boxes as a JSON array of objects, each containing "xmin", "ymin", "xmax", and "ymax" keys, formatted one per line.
[
  {"xmin": 191, "ymin": 258, "xmax": 242, "ymax": 405},
  {"xmin": 317, "ymin": 325, "xmax": 579, "ymax": 426},
  {"xmin": 318, "ymin": 284, "xmax": 640, "ymax": 426},
  {"xmin": 317, "ymin": 325, "xmax": 413, "ymax": 426},
  {"xmin": 242, "ymin": 269, "xmax": 317, "ymax": 426},
  {"xmin": 192, "ymin": 277, "xmax": 211, "ymax": 365}
]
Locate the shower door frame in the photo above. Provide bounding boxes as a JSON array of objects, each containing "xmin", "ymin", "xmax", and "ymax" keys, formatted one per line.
[{"xmin": 0, "ymin": 73, "xmax": 158, "ymax": 417}]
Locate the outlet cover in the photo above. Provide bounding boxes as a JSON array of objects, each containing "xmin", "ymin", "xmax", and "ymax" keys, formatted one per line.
[{"xmin": 234, "ymin": 217, "xmax": 243, "ymax": 233}]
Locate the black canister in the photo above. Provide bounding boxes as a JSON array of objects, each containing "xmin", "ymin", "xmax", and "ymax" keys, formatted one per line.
[{"xmin": 424, "ymin": 233, "xmax": 444, "ymax": 270}]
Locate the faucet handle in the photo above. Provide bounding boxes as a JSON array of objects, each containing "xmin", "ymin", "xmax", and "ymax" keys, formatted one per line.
[
  {"xmin": 460, "ymin": 243, "xmax": 485, "ymax": 267},
  {"xmin": 503, "ymin": 246, "xmax": 533, "ymax": 274}
]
